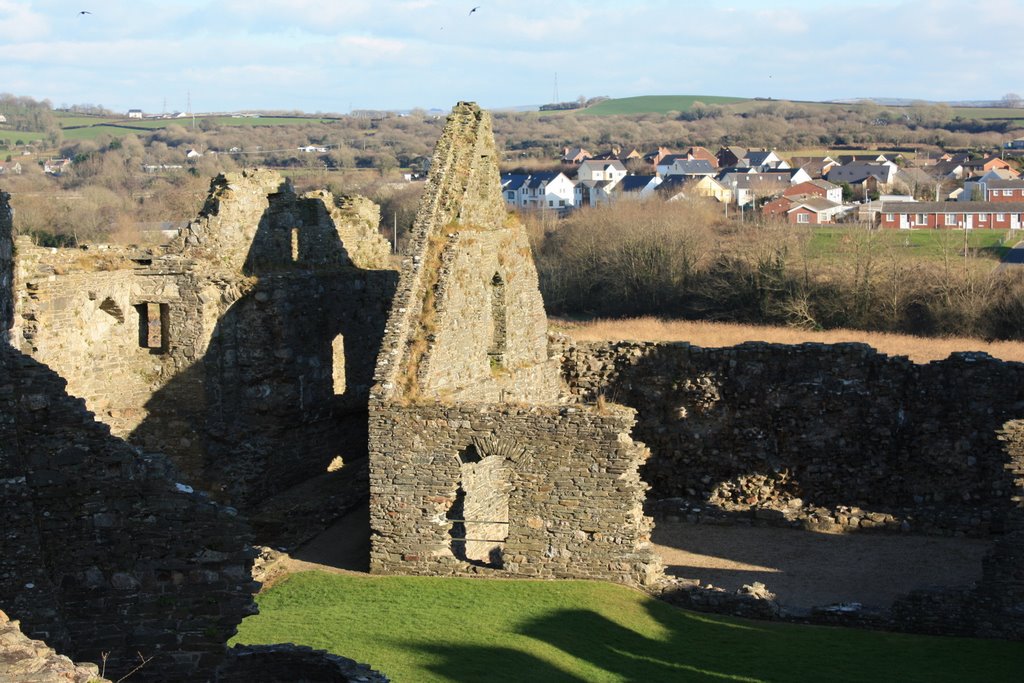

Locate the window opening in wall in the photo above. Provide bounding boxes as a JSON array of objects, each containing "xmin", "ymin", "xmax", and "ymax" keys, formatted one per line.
[
  {"xmin": 332, "ymin": 333, "xmax": 346, "ymax": 395},
  {"xmin": 291, "ymin": 227, "xmax": 300, "ymax": 262},
  {"xmin": 489, "ymin": 272, "xmax": 507, "ymax": 367},
  {"xmin": 448, "ymin": 445, "xmax": 510, "ymax": 569},
  {"xmin": 135, "ymin": 302, "xmax": 169, "ymax": 352}
]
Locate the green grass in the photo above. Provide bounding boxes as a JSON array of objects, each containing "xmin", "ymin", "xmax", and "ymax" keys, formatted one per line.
[
  {"xmin": 808, "ymin": 228, "xmax": 1015, "ymax": 261},
  {"xmin": 582, "ymin": 95, "xmax": 748, "ymax": 116},
  {"xmin": 232, "ymin": 571, "xmax": 1024, "ymax": 683}
]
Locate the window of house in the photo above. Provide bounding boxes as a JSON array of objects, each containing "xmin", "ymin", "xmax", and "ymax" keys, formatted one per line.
[
  {"xmin": 997, "ymin": 213, "xmax": 1006, "ymax": 222},
  {"xmin": 945, "ymin": 214, "xmax": 957, "ymax": 226},
  {"xmin": 979, "ymin": 214, "xmax": 988, "ymax": 222},
  {"xmin": 915, "ymin": 214, "xmax": 927, "ymax": 224},
  {"xmin": 886, "ymin": 213, "xmax": 895, "ymax": 221},
  {"xmin": 797, "ymin": 213, "xmax": 810, "ymax": 223}
]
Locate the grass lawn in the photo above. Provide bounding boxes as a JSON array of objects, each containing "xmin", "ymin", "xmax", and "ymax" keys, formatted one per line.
[
  {"xmin": 582, "ymin": 95, "xmax": 747, "ymax": 116},
  {"xmin": 232, "ymin": 572, "xmax": 1024, "ymax": 683},
  {"xmin": 808, "ymin": 227, "xmax": 1014, "ymax": 261}
]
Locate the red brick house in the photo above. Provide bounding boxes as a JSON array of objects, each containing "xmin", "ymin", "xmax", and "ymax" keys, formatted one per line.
[
  {"xmin": 878, "ymin": 201, "xmax": 1024, "ymax": 230},
  {"xmin": 762, "ymin": 196, "xmax": 846, "ymax": 224},
  {"xmin": 983, "ymin": 179, "xmax": 1024, "ymax": 202}
]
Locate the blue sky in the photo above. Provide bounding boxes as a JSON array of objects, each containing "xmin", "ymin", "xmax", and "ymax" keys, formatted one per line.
[{"xmin": 2, "ymin": 0, "xmax": 1022, "ymax": 114}]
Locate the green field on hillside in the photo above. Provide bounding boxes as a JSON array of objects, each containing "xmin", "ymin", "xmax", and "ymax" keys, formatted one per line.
[
  {"xmin": 582, "ymin": 95, "xmax": 748, "ymax": 116},
  {"xmin": 53, "ymin": 114, "xmax": 335, "ymax": 141},
  {"xmin": 232, "ymin": 571, "xmax": 1024, "ymax": 683}
]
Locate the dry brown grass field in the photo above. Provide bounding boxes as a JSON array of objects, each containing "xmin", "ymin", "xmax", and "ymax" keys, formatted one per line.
[{"xmin": 553, "ymin": 316, "xmax": 1024, "ymax": 363}]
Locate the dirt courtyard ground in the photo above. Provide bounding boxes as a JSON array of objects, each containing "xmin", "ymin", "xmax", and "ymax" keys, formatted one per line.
[
  {"xmin": 283, "ymin": 506, "xmax": 992, "ymax": 614},
  {"xmin": 651, "ymin": 521, "xmax": 992, "ymax": 610}
]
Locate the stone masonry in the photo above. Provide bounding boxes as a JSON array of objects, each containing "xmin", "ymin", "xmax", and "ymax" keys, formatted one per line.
[
  {"xmin": 12, "ymin": 170, "xmax": 398, "ymax": 507},
  {"xmin": 1, "ymin": 190, "xmax": 258, "ymax": 681},
  {"xmin": 368, "ymin": 103, "xmax": 662, "ymax": 586}
]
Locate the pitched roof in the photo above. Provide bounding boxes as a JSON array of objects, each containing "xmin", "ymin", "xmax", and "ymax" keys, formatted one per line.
[
  {"xmin": 666, "ymin": 159, "xmax": 715, "ymax": 175},
  {"xmin": 615, "ymin": 175, "xmax": 658, "ymax": 193},
  {"xmin": 986, "ymin": 178, "xmax": 1024, "ymax": 189},
  {"xmin": 500, "ymin": 173, "xmax": 530, "ymax": 191}
]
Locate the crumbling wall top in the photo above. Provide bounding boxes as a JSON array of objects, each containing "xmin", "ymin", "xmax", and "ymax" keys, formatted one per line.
[{"xmin": 371, "ymin": 103, "xmax": 556, "ymax": 404}]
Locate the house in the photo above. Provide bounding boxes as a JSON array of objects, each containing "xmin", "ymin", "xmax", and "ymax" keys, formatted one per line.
[
  {"xmin": 1005, "ymin": 137, "xmax": 1024, "ymax": 150},
  {"xmin": 827, "ymin": 161, "xmax": 898, "ymax": 198},
  {"xmin": 961, "ymin": 155, "xmax": 1014, "ymax": 178},
  {"xmin": 790, "ymin": 155, "xmax": 841, "ymax": 179},
  {"xmin": 716, "ymin": 146, "xmax": 748, "ymax": 168},
  {"xmin": 659, "ymin": 158, "xmax": 716, "ymax": 179},
  {"xmin": 657, "ymin": 175, "xmax": 732, "ymax": 203},
  {"xmin": 972, "ymin": 178, "xmax": 1024, "ymax": 202},
  {"xmin": 745, "ymin": 150, "xmax": 789, "ymax": 171},
  {"xmin": 721, "ymin": 173, "xmax": 790, "ymax": 206},
  {"xmin": 783, "ymin": 179, "xmax": 843, "ymax": 204},
  {"xmin": 297, "ymin": 145, "xmax": 328, "ymax": 153},
  {"xmin": 500, "ymin": 173, "xmax": 531, "ymax": 207},
  {"xmin": 0, "ymin": 161, "xmax": 22, "ymax": 175},
  {"xmin": 643, "ymin": 146, "xmax": 674, "ymax": 168},
  {"xmin": 0, "ymin": 114, "xmax": 8, "ymax": 123},
  {"xmin": 681, "ymin": 146, "xmax": 718, "ymax": 167},
  {"xmin": 607, "ymin": 175, "xmax": 662, "ymax": 201},
  {"xmin": 185, "ymin": 149, "xmax": 203, "ymax": 159},
  {"xmin": 523, "ymin": 171, "xmax": 577, "ymax": 210},
  {"xmin": 43, "ymin": 158, "xmax": 71, "ymax": 175},
  {"xmin": 878, "ymin": 201, "xmax": 1024, "ymax": 230},
  {"xmin": 127, "ymin": 109, "xmax": 144, "ymax": 119},
  {"xmin": 927, "ymin": 158, "xmax": 966, "ymax": 181},
  {"xmin": 857, "ymin": 195, "xmax": 916, "ymax": 222},
  {"xmin": 577, "ymin": 159, "xmax": 628, "ymax": 184},
  {"xmin": 786, "ymin": 197, "xmax": 848, "ymax": 225},
  {"xmin": 561, "ymin": 147, "xmax": 592, "ymax": 164}
]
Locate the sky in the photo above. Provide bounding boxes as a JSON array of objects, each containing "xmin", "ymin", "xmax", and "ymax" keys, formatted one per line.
[{"xmin": 2, "ymin": 0, "xmax": 1023, "ymax": 114}]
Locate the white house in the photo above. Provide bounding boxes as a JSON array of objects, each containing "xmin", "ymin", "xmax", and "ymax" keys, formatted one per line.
[
  {"xmin": 127, "ymin": 109, "xmax": 144, "ymax": 119},
  {"xmin": 577, "ymin": 159, "xmax": 627, "ymax": 184},
  {"xmin": 501, "ymin": 171, "xmax": 576, "ymax": 210}
]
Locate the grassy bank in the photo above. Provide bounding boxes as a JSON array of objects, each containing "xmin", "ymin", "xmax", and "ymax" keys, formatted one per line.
[{"xmin": 233, "ymin": 571, "xmax": 1024, "ymax": 683}]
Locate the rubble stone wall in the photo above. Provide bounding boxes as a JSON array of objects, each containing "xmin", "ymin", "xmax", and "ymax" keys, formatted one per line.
[
  {"xmin": 0, "ymin": 345, "xmax": 257, "ymax": 682},
  {"xmin": 10, "ymin": 172, "xmax": 398, "ymax": 507},
  {"xmin": 563, "ymin": 340, "xmax": 1024, "ymax": 535},
  {"xmin": 369, "ymin": 403, "xmax": 661, "ymax": 586}
]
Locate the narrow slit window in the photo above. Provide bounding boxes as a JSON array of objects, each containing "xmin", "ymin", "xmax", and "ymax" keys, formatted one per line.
[{"xmin": 489, "ymin": 273, "xmax": 507, "ymax": 366}]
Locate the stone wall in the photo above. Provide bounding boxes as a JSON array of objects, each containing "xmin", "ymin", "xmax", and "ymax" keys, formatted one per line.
[
  {"xmin": 371, "ymin": 102, "xmax": 558, "ymax": 406},
  {"xmin": 11, "ymin": 171, "xmax": 398, "ymax": 507},
  {"xmin": 0, "ymin": 345, "xmax": 258, "ymax": 681},
  {"xmin": 564, "ymin": 340, "xmax": 1024, "ymax": 535},
  {"xmin": 1, "ymin": 190, "xmax": 12, "ymax": 345},
  {"xmin": 368, "ymin": 104, "xmax": 660, "ymax": 586},
  {"xmin": 369, "ymin": 403, "xmax": 660, "ymax": 585}
]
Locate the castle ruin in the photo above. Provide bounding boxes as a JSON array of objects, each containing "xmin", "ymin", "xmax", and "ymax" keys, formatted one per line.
[{"xmin": 1, "ymin": 100, "xmax": 1023, "ymax": 682}]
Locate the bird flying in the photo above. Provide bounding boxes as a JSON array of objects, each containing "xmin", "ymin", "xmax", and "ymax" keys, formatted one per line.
[
  {"xmin": 469, "ymin": 6, "xmax": 480, "ymax": 15},
  {"xmin": 79, "ymin": 10, "xmax": 91, "ymax": 15}
]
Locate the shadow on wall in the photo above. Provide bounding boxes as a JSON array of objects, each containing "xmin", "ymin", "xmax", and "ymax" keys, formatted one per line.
[
  {"xmin": 573, "ymin": 342, "xmax": 1024, "ymax": 530},
  {"xmin": 129, "ymin": 185, "xmax": 398, "ymax": 511}
]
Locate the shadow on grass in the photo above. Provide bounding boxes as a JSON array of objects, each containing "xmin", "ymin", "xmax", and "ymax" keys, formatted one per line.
[{"xmin": 409, "ymin": 600, "xmax": 1024, "ymax": 683}]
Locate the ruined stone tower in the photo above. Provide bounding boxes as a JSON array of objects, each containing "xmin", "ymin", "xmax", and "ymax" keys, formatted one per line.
[{"xmin": 368, "ymin": 103, "xmax": 661, "ymax": 585}]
